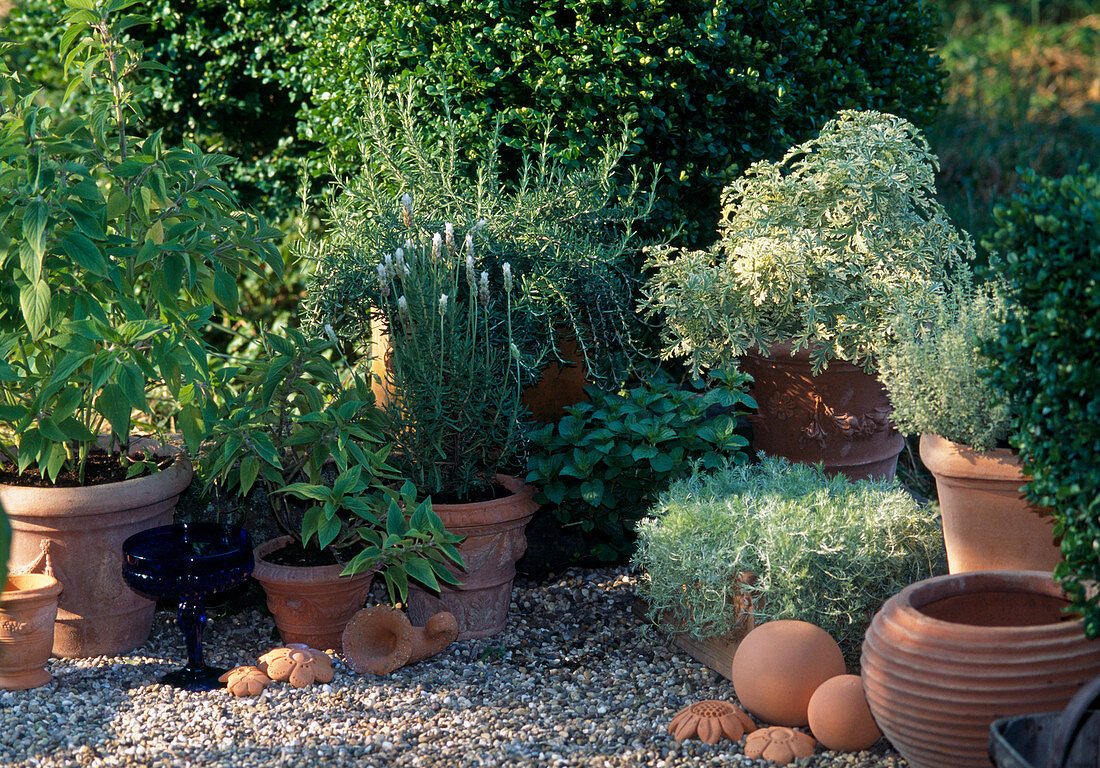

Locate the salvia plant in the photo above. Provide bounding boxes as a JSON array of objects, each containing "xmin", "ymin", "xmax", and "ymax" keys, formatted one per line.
[
  {"xmin": 644, "ymin": 110, "xmax": 974, "ymax": 376},
  {"xmin": 0, "ymin": 0, "xmax": 282, "ymax": 483},
  {"xmin": 200, "ymin": 327, "xmax": 464, "ymax": 604}
]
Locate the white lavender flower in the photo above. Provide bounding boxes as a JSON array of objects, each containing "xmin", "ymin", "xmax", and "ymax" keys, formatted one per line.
[
  {"xmin": 438, "ymin": 293, "xmax": 448, "ymax": 313},
  {"xmin": 445, "ymin": 222, "xmax": 454, "ymax": 245},
  {"xmin": 401, "ymin": 192, "xmax": 412, "ymax": 211},
  {"xmin": 323, "ymin": 324, "xmax": 338, "ymax": 344},
  {"xmin": 465, "ymin": 233, "xmax": 474, "ymax": 256},
  {"xmin": 475, "ymin": 218, "xmax": 487, "ymax": 231},
  {"xmin": 479, "ymin": 271, "xmax": 490, "ymax": 305},
  {"xmin": 432, "ymin": 232, "xmax": 442, "ymax": 258},
  {"xmin": 502, "ymin": 262, "xmax": 513, "ymax": 293}
]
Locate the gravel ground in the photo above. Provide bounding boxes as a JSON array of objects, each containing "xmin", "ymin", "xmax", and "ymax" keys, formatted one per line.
[{"xmin": 0, "ymin": 569, "xmax": 909, "ymax": 768}]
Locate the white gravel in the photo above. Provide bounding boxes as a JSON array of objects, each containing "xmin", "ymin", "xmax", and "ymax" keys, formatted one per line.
[{"xmin": 0, "ymin": 569, "xmax": 909, "ymax": 768}]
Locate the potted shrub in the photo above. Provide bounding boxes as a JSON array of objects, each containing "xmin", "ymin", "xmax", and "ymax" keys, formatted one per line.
[
  {"xmin": 200, "ymin": 328, "xmax": 463, "ymax": 651},
  {"xmin": 878, "ymin": 282, "xmax": 1061, "ymax": 573},
  {"xmin": 301, "ymin": 78, "xmax": 655, "ymax": 638},
  {"xmin": 0, "ymin": 4, "xmax": 282, "ymax": 657},
  {"xmin": 633, "ymin": 456, "xmax": 945, "ymax": 668},
  {"xmin": 984, "ymin": 166, "xmax": 1100, "ymax": 638},
  {"xmin": 301, "ymin": 73, "xmax": 657, "ymax": 420},
  {"xmin": 525, "ymin": 367, "xmax": 755, "ymax": 562},
  {"xmin": 644, "ymin": 110, "xmax": 974, "ymax": 480}
]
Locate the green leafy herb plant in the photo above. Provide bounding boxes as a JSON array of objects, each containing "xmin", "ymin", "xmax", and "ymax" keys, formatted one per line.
[
  {"xmin": 645, "ymin": 110, "xmax": 974, "ymax": 376},
  {"xmin": 0, "ymin": 1, "xmax": 282, "ymax": 484},
  {"xmin": 633, "ymin": 456, "xmax": 945, "ymax": 665},
  {"xmin": 879, "ymin": 281, "xmax": 1013, "ymax": 451},
  {"xmin": 200, "ymin": 327, "xmax": 463, "ymax": 604},
  {"xmin": 525, "ymin": 367, "xmax": 755, "ymax": 561}
]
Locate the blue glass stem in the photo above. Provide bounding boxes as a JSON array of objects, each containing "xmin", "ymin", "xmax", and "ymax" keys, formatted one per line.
[{"xmin": 177, "ymin": 598, "xmax": 208, "ymax": 671}]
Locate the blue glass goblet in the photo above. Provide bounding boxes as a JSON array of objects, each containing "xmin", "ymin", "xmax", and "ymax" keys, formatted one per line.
[{"xmin": 122, "ymin": 523, "xmax": 253, "ymax": 691}]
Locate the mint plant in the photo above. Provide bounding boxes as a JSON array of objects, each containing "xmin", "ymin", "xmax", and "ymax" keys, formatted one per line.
[
  {"xmin": 525, "ymin": 368, "xmax": 755, "ymax": 560},
  {"xmin": 0, "ymin": 1, "xmax": 282, "ymax": 483}
]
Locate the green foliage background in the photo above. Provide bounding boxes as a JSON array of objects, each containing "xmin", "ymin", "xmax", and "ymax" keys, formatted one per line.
[{"xmin": 984, "ymin": 166, "xmax": 1100, "ymax": 637}]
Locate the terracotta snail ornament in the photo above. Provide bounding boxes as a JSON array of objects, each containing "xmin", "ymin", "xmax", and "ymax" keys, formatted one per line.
[
  {"xmin": 342, "ymin": 606, "xmax": 458, "ymax": 675},
  {"xmin": 669, "ymin": 700, "xmax": 756, "ymax": 744}
]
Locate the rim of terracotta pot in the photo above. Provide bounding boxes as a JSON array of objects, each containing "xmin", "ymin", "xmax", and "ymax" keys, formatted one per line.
[
  {"xmin": 919, "ymin": 433, "xmax": 1027, "ymax": 484},
  {"xmin": 252, "ymin": 535, "xmax": 372, "ymax": 583},
  {"xmin": 882, "ymin": 570, "xmax": 1078, "ymax": 639},
  {"xmin": 0, "ymin": 443, "xmax": 193, "ymax": 517},
  {"xmin": 741, "ymin": 341, "xmax": 866, "ymax": 373},
  {"xmin": 429, "ymin": 474, "xmax": 538, "ymax": 528},
  {"xmin": 0, "ymin": 573, "xmax": 63, "ymax": 603}
]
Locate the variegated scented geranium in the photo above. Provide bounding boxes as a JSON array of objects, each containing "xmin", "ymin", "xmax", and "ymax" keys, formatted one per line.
[{"xmin": 645, "ymin": 109, "xmax": 974, "ymax": 375}]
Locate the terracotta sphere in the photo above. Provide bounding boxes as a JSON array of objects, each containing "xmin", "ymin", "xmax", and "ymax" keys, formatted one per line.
[
  {"xmin": 731, "ymin": 619, "xmax": 846, "ymax": 726},
  {"xmin": 807, "ymin": 674, "xmax": 883, "ymax": 751}
]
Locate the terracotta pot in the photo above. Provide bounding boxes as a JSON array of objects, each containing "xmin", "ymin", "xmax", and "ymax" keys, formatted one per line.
[
  {"xmin": 861, "ymin": 570, "xmax": 1100, "ymax": 768},
  {"xmin": 251, "ymin": 536, "xmax": 374, "ymax": 652},
  {"xmin": 0, "ymin": 573, "xmax": 63, "ymax": 689},
  {"xmin": 1, "ymin": 449, "xmax": 192, "ymax": 658},
  {"xmin": 406, "ymin": 475, "xmax": 538, "ymax": 639},
  {"xmin": 920, "ymin": 434, "xmax": 1061, "ymax": 573},
  {"xmin": 739, "ymin": 344, "xmax": 903, "ymax": 480},
  {"xmin": 341, "ymin": 605, "xmax": 459, "ymax": 675}
]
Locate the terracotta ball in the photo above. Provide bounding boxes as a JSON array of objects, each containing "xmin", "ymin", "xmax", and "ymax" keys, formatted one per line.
[
  {"xmin": 807, "ymin": 674, "xmax": 882, "ymax": 751},
  {"xmin": 731, "ymin": 619, "xmax": 846, "ymax": 726}
]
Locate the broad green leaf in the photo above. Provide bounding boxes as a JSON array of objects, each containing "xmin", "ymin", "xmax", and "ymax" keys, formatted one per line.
[
  {"xmin": 22, "ymin": 199, "xmax": 48, "ymax": 260},
  {"xmin": 20, "ymin": 280, "xmax": 51, "ymax": 339},
  {"xmin": 404, "ymin": 557, "xmax": 440, "ymax": 591},
  {"xmin": 95, "ymin": 383, "xmax": 131, "ymax": 439},
  {"xmin": 386, "ymin": 500, "xmax": 409, "ymax": 537},
  {"xmin": 61, "ymin": 232, "xmax": 107, "ymax": 276},
  {"xmin": 212, "ymin": 270, "xmax": 238, "ymax": 312},
  {"xmin": 239, "ymin": 455, "xmax": 259, "ymax": 496},
  {"xmin": 580, "ymin": 478, "xmax": 605, "ymax": 506},
  {"xmin": 276, "ymin": 482, "xmax": 330, "ymax": 501}
]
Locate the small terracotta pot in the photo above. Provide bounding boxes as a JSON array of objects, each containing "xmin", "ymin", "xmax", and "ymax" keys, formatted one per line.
[
  {"xmin": 919, "ymin": 434, "xmax": 1061, "ymax": 573},
  {"xmin": 739, "ymin": 344, "xmax": 903, "ymax": 481},
  {"xmin": 251, "ymin": 536, "xmax": 374, "ymax": 652},
  {"xmin": 0, "ymin": 573, "xmax": 63, "ymax": 689},
  {"xmin": 861, "ymin": 570, "xmax": 1100, "ymax": 768},
  {"xmin": 1, "ymin": 445, "xmax": 192, "ymax": 658},
  {"xmin": 342, "ymin": 605, "xmax": 458, "ymax": 675},
  {"xmin": 406, "ymin": 475, "xmax": 538, "ymax": 639}
]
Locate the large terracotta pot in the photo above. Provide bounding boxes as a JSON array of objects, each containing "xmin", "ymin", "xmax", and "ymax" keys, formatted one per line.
[
  {"xmin": 920, "ymin": 434, "xmax": 1060, "ymax": 573},
  {"xmin": 861, "ymin": 570, "xmax": 1100, "ymax": 768},
  {"xmin": 1, "ymin": 451, "xmax": 192, "ymax": 657},
  {"xmin": 739, "ymin": 344, "xmax": 903, "ymax": 481},
  {"xmin": 406, "ymin": 475, "xmax": 538, "ymax": 639},
  {"xmin": 251, "ymin": 536, "xmax": 375, "ymax": 652},
  {"xmin": 0, "ymin": 573, "xmax": 63, "ymax": 689}
]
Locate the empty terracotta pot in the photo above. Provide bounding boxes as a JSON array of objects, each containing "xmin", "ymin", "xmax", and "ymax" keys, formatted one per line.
[
  {"xmin": 342, "ymin": 605, "xmax": 458, "ymax": 675},
  {"xmin": 919, "ymin": 434, "xmax": 1061, "ymax": 573},
  {"xmin": 0, "ymin": 573, "xmax": 63, "ymax": 689},
  {"xmin": 861, "ymin": 570, "xmax": 1100, "ymax": 768},
  {"xmin": 251, "ymin": 536, "xmax": 374, "ymax": 652},
  {"xmin": 739, "ymin": 344, "xmax": 903, "ymax": 481},
  {"xmin": 406, "ymin": 475, "xmax": 537, "ymax": 639}
]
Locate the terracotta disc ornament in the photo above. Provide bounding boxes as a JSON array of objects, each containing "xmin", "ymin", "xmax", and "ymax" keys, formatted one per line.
[
  {"xmin": 669, "ymin": 700, "xmax": 757, "ymax": 744},
  {"xmin": 258, "ymin": 645, "xmax": 334, "ymax": 688},
  {"xmin": 744, "ymin": 726, "xmax": 817, "ymax": 765}
]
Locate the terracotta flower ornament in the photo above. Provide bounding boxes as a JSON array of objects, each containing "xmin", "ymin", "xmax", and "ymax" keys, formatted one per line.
[
  {"xmin": 669, "ymin": 700, "xmax": 757, "ymax": 744},
  {"xmin": 744, "ymin": 726, "xmax": 816, "ymax": 765},
  {"xmin": 258, "ymin": 645, "xmax": 335, "ymax": 688},
  {"xmin": 219, "ymin": 666, "xmax": 272, "ymax": 697}
]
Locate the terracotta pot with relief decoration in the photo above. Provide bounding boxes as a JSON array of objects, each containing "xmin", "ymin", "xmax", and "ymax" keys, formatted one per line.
[
  {"xmin": 251, "ymin": 536, "xmax": 375, "ymax": 653},
  {"xmin": 0, "ymin": 574, "xmax": 62, "ymax": 689},
  {"xmin": 738, "ymin": 343, "xmax": 903, "ymax": 481},
  {"xmin": 406, "ymin": 475, "xmax": 537, "ymax": 639},
  {"xmin": 0, "ymin": 445, "xmax": 192, "ymax": 658}
]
